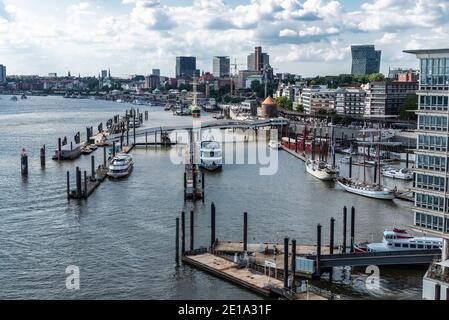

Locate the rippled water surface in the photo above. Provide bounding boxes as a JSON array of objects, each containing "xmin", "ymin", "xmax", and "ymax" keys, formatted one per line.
[{"xmin": 0, "ymin": 95, "xmax": 422, "ymax": 299}]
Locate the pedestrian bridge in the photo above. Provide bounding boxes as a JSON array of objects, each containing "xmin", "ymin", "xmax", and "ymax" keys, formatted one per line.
[{"xmin": 104, "ymin": 118, "xmax": 289, "ymax": 142}]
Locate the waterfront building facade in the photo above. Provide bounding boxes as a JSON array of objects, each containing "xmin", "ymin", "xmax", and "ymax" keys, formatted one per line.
[
  {"xmin": 0, "ymin": 64, "xmax": 6, "ymax": 84},
  {"xmin": 351, "ymin": 45, "xmax": 382, "ymax": 75},
  {"xmin": 301, "ymin": 86, "xmax": 336, "ymax": 115},
  {"xmin": 404, "ymin": 49, "xmax": 449, "ymax": 299},
  {"xmin": 362, "ymin": 80, "xmax": 418, "ymax": 117},
  {"xmin": 213, "ymin": 56, "xmax": 230, "ymax": 78},
  {"xmin": 335, "ymin": 87, "xmax": 366, "ymax": 116},
  {"xmin": 176, "ymin": 56, "xmax": 196, "ymax": 79}
]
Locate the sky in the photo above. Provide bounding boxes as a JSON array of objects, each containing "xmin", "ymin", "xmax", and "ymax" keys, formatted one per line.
[{"xmin": 0, "ymin": 0, "xmax": 448, "ymax": 78}]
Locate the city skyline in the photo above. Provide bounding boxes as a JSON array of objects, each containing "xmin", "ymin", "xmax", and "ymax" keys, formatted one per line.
[{"xmin": 0, "ymin": 0, "xmax": 448, "ymax": 77}]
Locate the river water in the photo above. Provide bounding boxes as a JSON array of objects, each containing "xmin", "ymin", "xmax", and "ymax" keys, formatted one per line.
[{"xmin": 0, "ymin": 95, "xmax": 422, "ymax": 300}]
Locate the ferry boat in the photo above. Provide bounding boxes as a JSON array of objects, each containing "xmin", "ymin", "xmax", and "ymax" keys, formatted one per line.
[
  {"xmin": 354, "ymin": 228, "xmax": 442, "ymax": 253},
  {"xmin": 52, "ymin": 143, "xmax": 82, "ymax": 160},
  {"xmin": 336, "ymin": 177, "xmax": 395, "ymax": 200},
  {"xmin": 306, "ymin": 159, "xmax": 339, "ymax": 181},
  {"xmin": 382, "ymin": 167, "xmax": 413, "ymax": 180},
  {"xmin": 268, "ymin": 140, "xmax": 281, "ymax": 150},
  {"xmin": 107, "ymin": 154, "xmax": 134, "ymax": 178},
  {"xmin": 199, "ymin": 141, "xmax": 222, "ymax": 171}
]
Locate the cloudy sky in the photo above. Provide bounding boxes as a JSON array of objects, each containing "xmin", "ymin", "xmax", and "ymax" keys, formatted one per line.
[{"xmin": 0, "ymin": 0, "xmax": 448, "ymax": 77}]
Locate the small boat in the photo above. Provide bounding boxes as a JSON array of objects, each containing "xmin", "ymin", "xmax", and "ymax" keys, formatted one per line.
[
  {"xmin": 306, "ymin": 159, "xmax": 339, "ymax": 181},
  {"xmin": 354, "ymin": 228, "xmax": 442, "ymax": 253},
  {"xmin": 10, "ymin": 96, "xmax": 18, "ymax": 101},
  {"xmin": 89, "ymin": 144, "xmax": 98, "ymax": 151},
  {"xmin": 20, "ymin": 94, "xmax": 27, "ymax": 99},
  {"xmin": 382, "ymin": 167, "xmax": 413, "ymax": 180},
  {"xmin": 107, "ymin": 154, "xmax": 134, "ymax": 178},
  {"xmin": 199, "ymin": 141, "xmax": 222, "ymax": 171},
  {"xmin": 336, "ymin": 177, "xmax": 395, "ymax": 200},
  {"xmin": 81, "ymin": 146, "xmax": 93, "ymax": 155},
  {"xmin": 268, "ymin": 140, "xmax": 281, "ymax": 150},
  {"xmin": 191, "ymin": 106, "xmax": 201, "ymax": 118}
]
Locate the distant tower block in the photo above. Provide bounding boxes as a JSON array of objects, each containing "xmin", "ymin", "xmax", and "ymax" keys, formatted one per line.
[{"xmin": 259, "ymin": 96, "xmax": 278, "ymax": 118}]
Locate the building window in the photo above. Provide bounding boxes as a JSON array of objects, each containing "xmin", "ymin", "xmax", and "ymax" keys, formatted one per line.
[
  {"xmin": 415, "ymin": 173, "xmax": 446, "ymax": 192},
  {"xmin": 418, "ymin": 115, "xmax": 448, "ymax": 131},
  {"xmin": 415, "ymin": 211, "xmax": 444, "ymax": 232},
  {"xmin": 417, "ymin": 154, "xmax": 447, "ymax": 172}
]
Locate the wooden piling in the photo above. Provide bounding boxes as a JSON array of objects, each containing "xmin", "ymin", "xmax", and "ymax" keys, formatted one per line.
[
  {"xmin": 211, "ymin": 203, "xmax": 216, "ymax": 249},
  {"xmin": 91, "ymin": 156, "xmax": 95, "ymax": 180},
  {"xmin": 243, "ymin": 212, "xmax": 248, "ymax": 252},
  {"xmin": 176, "ymin": 217, "xmax": 180, "ymax": 265},
  {"xmin": 350, "ymin": 207, "xmax": 355, "ymax": 252},
  {"xmin": 190, "ymin": 211, "xmax": 194, "ymax": 252},
  {"xmin": 21, "ymin": 151, "xmax": 28, "ymax": 176},
  {"xmin": 76, "ymin": 167, "xmax": 82, "ymax": 198},
  {"xmin": 291, "ymin": 239, "xmax": 296, "ymax": 291},
  {"xmin": 330, "ymin": 217, "xmax": 335, "ymax": 255},
  {"xmin": 103, "ymin": 147, "xmax": 107, "ymax": 167},
  {"xmin": 113, "ymin": 141, "xmax": 116, "ymax": 157},
  {"xmin": 374, "ymin": 162, "xmax": 378, "ymax": 184},
  {"xmin": 84, "ymin": 171, "xmax": 87, "ymax": 199},
  {"xmin": 349, "ymin": 156, "xmax": 353, "ymax": 179},
  {"xmin": 316, "ymin": 224, "xmax": 322, "ymax": 277},
  {"xmin": 343, "ymin": 206, "xmax": 347, "ymax": 254},
  {"xmin": 40, "ymin": 145, "xmax": 46, "ymax": 168},
  {"xmin": 406, "ymin": 152, "xmax": 409, "ymax": 169},
  {"xmin": 58, "ymin": 138, "xmax": 62, "ymax": 161},
  {"xmin": 202, "ymin": 172, "xmax": 205, "ymax": 202},
  {"xmin": 66, "ymin": 171, "xmax": 70, "ymax": 199},
  {"xmin": 181, "ymin": 211, "xmax": 186, "ymax": 255},
  {"xmin": 435, "ymin": 283, "xmax": 441, "ymax": 300},
  {"xmin": 283, "ymin": 237, "xmax": 289, "ymax": 289},
  {"xmin": 133, "ymin": 113, "xmax": 136, "ymax": 145}
]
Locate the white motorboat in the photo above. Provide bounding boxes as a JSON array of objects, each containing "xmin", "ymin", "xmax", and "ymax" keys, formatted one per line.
[
  {"xmin": 268, "ymin": 140, "xmax": 281, "ymax": 150},
  {"xmin": 199, "ymin": 141, "xmax": 222, "ymax": 171},
  {"xmin": 339, "ymin": 156, "xmax": 351, "ymax": 164},
  {"xmin": 354, "ymin": 228, "xmax": 442, "ymax": 253},
  {"xmin": 107, "ymin": 154, "xmax": 134, "ymax": 178},
  {"xmin": 306, "ymin": 159, "xmax": 339, "ymax": 181},
  {"xmin": 382, "ymin": 167, "xmax": 413, "ymax": 180},
  {"xmin": 336, "ymin": 177, "xmax": 395, "ymax": 200}
]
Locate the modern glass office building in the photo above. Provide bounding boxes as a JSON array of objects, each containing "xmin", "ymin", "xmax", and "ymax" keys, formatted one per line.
[
  {"xmin": 176, "ymin": 56, "xmax": 196, "ymax": 79},
  {"xmin": 404, "ymin": 49, "xmax": 449, "ymax": 255},
  {"xmin": 351, "ymin": 45, "xmax": 381, "ymax": 75}
]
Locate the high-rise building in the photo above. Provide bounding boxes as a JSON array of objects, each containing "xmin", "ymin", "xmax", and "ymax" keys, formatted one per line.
[
  {"xmin": 176, "ymin": 56, "xmax": 196, "ymax": 79},
  {"xmin": 213, "ymin": 56, "xmax": 230, "ymax": 78},
  {"xmin": 101, "ymin": 70, "xmax": 108, "ymax": 79},
  {"xmin": 404, "ymin": 48, "xmax": 449, "ymax": 300},
  {"xmin": 152, "ymin": 69, "xmax": 160, "ymax": 77},
  {"xmin": 351, "ymin": 45, "xmax": 382, "ymax": 75},
  {"xmin": 0, "ymin": 64, "xmax": 6, "ymax": 84},
  {"xmin": 247, "ymin": 47, "xmax": 270, "ymax": 71},
  {"xmin": 335, "ymin": 87, "xmax": 366, "ymax": 116}
]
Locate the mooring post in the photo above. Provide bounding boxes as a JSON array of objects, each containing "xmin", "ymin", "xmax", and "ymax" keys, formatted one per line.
[
  {"xmin": 84, "ymin": 171, "xmax": 87, "ymax": 199},
  {"xmin": 145, "ymin": 132, "xmax": 148, "ymax": 148},
  {"xmin": 284, "ymin": 237, "xmax": 289, "ymax": 288},
  {"xmin": 76, "ymin": 167, "xmax": 82, "ymax": 198},
  {"xmin": 66, "ymin": 171, "xmax": 70, "ymax": 200},
  {"xmin": 133, "ymin": 113, "xmax": 136, "ymax": 145},
  {"xmin": 21, "ymin": 150, "xmax": 28, "ymax": 176},
  {"xmin": 202, "ymin": 172, "xmax": 205, "ymax": 203},
  {"xmin": 40, "ymin": 145, "xmax": 46, "ymax": 168},
  {"xmin": 374, "ymin": 162, "xmax": 378, "ymax": 184},
  {"xmin": 343, "ymin": 206, "xmax": 347, "ymax": 253},
  {"xmin": 330, "ymin": 217, "xmax": 335, "ymax": 255},
  {"xmin": 181, "ymin": 212, "xmax": 186, "ymax": 255},
  {"xmin": 350, "ymin": 206, "xmax": 355, "ymax": 252},
  {"xmin": 349, "ymin": 156, "xmax": 353, "ymax": 179},
  {"xmin": 126, "ymin": 117, "xmax": 129, "ymax": 145},
  {"xmin": 91, "ymin": 156, "xmax": 95, "ymax": 180},
  {"xmin": 58, "ymin": 138, "xmax": 62, "ymax": 161},
  {"xmin": 112, "ymin": 141, "xmax": 116, "ymax": 157},
  {"xmin": 176, "ymin": 217, "xmax": 180, "ymax": 265},
  {"xmin": 211, "ymin": 203, "xmax": 216, "ymax": 250},
  {"xmin": 291, "ymin": 239, "xmax": 296, "ymax": 291},
  {"xmin": 103, "ymin": 147, "xmax": 107, "ymax": 167},
  {"xmin": 183, "ymin": 172, "xmax": 187, "ymax": 202},
  {"xmin": 190, "ymin": 211, "xmax": 194, "ymax": 252},
  {"xmin": 435, "ymin": 283, "xmax": 441, "ymax": 300},
  {"xmin": 316, "ymin": 224, "xmax": 322, "ymax": 277},
  {"xmin": 243, "ymin": 212, "xmax": 248, "ymax": 253},
  {"xmin": 406, "ymin": 152, "xmax": 409, "ymax": 169}
]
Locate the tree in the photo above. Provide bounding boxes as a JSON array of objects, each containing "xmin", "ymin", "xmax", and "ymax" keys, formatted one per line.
[
  {"xmin": 275, "ymin": 96, "xmax": 293, "ymax": 110},
  {"xmin": 399, "ymin": 93, "xmax": 418, "ymax": 121}
]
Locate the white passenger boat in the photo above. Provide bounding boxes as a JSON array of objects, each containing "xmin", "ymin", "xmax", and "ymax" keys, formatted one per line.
[
  {"xmin": 336, "ymin": 177, "xmax": 395, "ymax": 200},
  {"xmin": 382, "ymin": 167, "xmax": 413, "ymax": 180},
  {"xmin": 306, "ymin": 159, "xmax": 339, "ymax": 181},
  {"xmin": 107, "ymin": 154, "xmax": 134, "ymax": 178},
  {"xmin": 199, "ymin": 141, "xmax": 222, "ymax": 171},
  {"xmin": 354, "ymin": 228, "xmax": 442, "ymax": 253},
  {"xmin": 268, "ymin": 140, "xmax": 281, "ymax": 150}
]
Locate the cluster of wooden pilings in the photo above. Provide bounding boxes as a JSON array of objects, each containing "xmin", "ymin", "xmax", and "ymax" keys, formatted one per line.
[{"xmin": 20, "ymin": 145, "xmax": 47, "ymax": 177}]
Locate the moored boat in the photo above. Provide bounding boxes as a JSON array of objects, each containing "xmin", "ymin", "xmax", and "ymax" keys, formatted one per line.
[
  {"xmin": 199, "ymin": 141, "xmax": 222, "ymax": 171},
  {"xmin": 336, "ymin": 177, "xmax": 395, "ymax": 200},
  {"xmin": 52, "ymin": 143, "xmax": 82, "ymax": 160},
  {"xmin": 354, "ymin": 228, "xmax": 442, "ymax": 253},
  {"xmin": 107, "ymin": 154, "xmax": 134, "ymax": 178},
  {"xmin": 306, "ymin": 159, "xmax": 339, "ymax": 181},
  {"xmin": 382, "ymin": 167, "xmax": 413, "ymax": 180},
  {"xmin": 268, "ymin": 140, "xmax": 281, "ymax": 150}
]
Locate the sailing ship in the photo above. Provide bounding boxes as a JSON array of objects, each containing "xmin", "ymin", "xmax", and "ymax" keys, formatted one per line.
[{"xmin": 306, "ymin": 159, "xmax": 339, "ymax": 181}]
